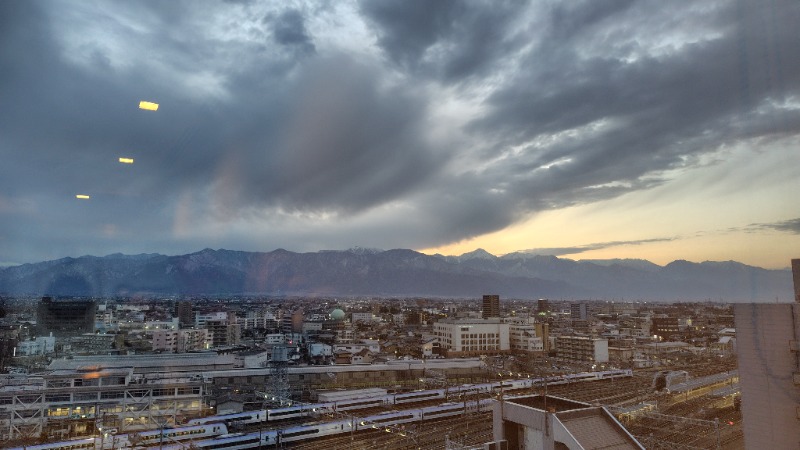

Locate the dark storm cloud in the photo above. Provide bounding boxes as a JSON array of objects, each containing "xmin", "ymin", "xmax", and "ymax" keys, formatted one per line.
[
  {"xmin": 463, "ymin": 0, "xmax": 800, "ymax": 221},
  {"xmin": 2, "ymin": 0, "xmax": 800, "ymax": 264},
  {"xmin": 356, "ymin": 0, "xmax": 800, "ymax": 248},
  {"xmin": 267, "ymin": 9, "xmax": 316, "ymax": 56},
  {"xmin": 214, "ymin": 54, "xmax": 443, "ymax": 214},
  {"xmin": 0, "ymin": 1, "xmax": 445, "ymax": 262},
  {"xmin": 519, "ymin": 238, "xmax": 675, "ymax": 257},
  {"xmin": 359, "ymin": 0, "xmax": 528, "ymax": 80}
]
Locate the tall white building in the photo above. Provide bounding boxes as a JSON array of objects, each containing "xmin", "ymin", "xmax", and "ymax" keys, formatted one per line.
[{"xmin": 432, "ymin": 319, "xmax": 510, "ymax": 356}]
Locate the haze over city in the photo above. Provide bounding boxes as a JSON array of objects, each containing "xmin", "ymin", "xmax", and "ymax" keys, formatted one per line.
[{"xmin": 1, "ymin": 0, "xmax": 798, "ymax": 269}]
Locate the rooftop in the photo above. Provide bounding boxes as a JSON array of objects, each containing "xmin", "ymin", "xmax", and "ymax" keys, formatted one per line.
[{"xmin": 557, "ymin": 408, "xmax": 642, "ymax": 450}]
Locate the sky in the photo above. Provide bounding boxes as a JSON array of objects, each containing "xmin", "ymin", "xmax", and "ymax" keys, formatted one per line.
[{"xmin": 1, "ymin": 0, "xmax": 798, "ymax": 269}]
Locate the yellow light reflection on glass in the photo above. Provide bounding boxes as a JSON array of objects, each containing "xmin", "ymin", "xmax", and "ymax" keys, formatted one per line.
[
  {"xmin": 119, "ymin": 157, "xmax": 134, "ymax": 164},
  {"xmin": 138, "ymin": 101, "xmax": 159, "ymax": 111},
  {"xmin": 76, "ymin": 194, "xmax": 91, "ymax": 199}
]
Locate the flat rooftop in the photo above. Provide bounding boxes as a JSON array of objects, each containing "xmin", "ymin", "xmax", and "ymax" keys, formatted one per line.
[{"xmin": 507, "ymin": 395, "xmax": 589, "ymax": 413}]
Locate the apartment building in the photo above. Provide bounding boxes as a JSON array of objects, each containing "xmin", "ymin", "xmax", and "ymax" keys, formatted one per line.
[
  {"xmin": 152, "ymin": 329, "xmax": 210, "ymax": 353},
  {"xmin": 508, "ymin": 321, "xmax": 550, "ymax": 354},
  {"xmin": 555, "ymin": 335, "xmax": 609, "ymax": 363}
]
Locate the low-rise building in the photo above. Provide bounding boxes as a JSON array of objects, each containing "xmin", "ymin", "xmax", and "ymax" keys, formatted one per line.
[
  {"xmin": 16, "ymin": 335, "xmax": 56, "ymax": 356},
  {"xmin": 332, "ymin": 339, "xmax": 380, "ymax": 354},
  {"xmin": 351, "ymin": 312, "xmax": 376, "ymax": 323},
  {"xmin": 69, "ymin": 333, "xmax": 122, "ymax": 355}
]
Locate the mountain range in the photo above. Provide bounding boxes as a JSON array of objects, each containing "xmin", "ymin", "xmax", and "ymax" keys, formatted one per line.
[{"xmin": 0, "ymin": 248, "xmax": 792, "ymax": 301}]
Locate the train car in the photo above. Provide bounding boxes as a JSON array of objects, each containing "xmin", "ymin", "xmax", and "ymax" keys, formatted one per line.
[
  {"xmin": 10, "ymin": 438, "xmax": 96, "ymax": 450},
  {"xmin": 394, "ymin": 389, "xmax": 445, "ymax": 404},
  {"xmin": 450, "ymin": 384, "xmax": 487, "ymax": 397},
  {"xmin": 605, "ymin": 369, "xmax": 633, "ymax": 379},
  {"xmin": 491, "ymin": 381, "xmax": 516, "ymax": 393},
  {"xmin": 279, "ymin": 419, "xmax": 353, "ymax": 444},
  {"xmin": 9, "ymin": 423, "xmax": 230, "ymax": 450},
  {"xmin": 160, "ymin": 431, "xmax": 278, "ymax": 450},
  {"xmin": 356, "ymin": 409, "xmax": 421, "ymax": 430},
  {"xmin": 267, "ymin": 403, "xmax": 334, "ymax": 421},
  {"xmin": 188, "ymin": 410, "xmax": 267, "ymax": 427},
  {"xmin": 334, "ymin": 396, "xmax": 389, "ymax": 411},
  {"xmin": 506, "ymin": 379, "xmax": 532, "ymax": 390},
  {"xmin": 420, "ymin": 402, "xmax": 467, "ymax": 420},
  {"xmin": 130, "ymin": 423, "xmax": 229, "ymax": 446}
]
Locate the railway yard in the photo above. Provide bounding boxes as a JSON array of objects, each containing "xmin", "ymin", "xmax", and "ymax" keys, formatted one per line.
[
  {"xmin": 14, "ymin": 358, "xmax": 741, "ymax": 449},
  {"xmin": 289, "ymin": 359, "xmax": 742, "ymax": 449}
]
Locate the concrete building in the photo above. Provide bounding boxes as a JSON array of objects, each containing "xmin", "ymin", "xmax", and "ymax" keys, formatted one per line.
[
  {"xmin": 206, "ymin": 320, "xmax": 241, "ymax": 348},
  {"xmin": 235, "ymin": 308, "xmax": 277, "ymax": 330},
  {"xmin": 16, "ymin": 335, "xmax": 56, "ymax": 356},
  {"xmin": 0, "ymin": 367, "xmax": 205, "ymax": 440},
  {"xmin": 68, "ymin": 333, "xmax": 122, "ymax": 355},
  {"xmin": 36, "ymin": 297, "xmax": 96, "ymax": 337},
  {"xmin": 281, "ymin": 309, "xmax": 304, "ymax": 334},
  {"xmin": 351, "ymin": 312, "xmax": 376, "ymax": 323},
  {"xmin": 233, "ymin": 349, "xmax": 269, "ymax": 368},
  {"xmin": 651, "ymin": 317, "xmax": 680, "ymax": 340},
  {"xmin": 492, "ymin": 394, "xmax": 644, "ymax": 449},
  {"xmin": 734, "ymin": 260, "xmax": 800, "ymax": 449},
  {"xmin": 175, "ymin": 300, "xmax": 193, "ymax": 328},
  {"xmin": 302, "ymin": 321, "xmax": 323, "ymax": 333},
  {"xmin": 152, "ymin": 329, "xmax": 210, "ymax": 353},
  {"xmin": 433, "ymin": 319, "xmax": 510, "ymax": 356},
  {"xmin": 537, "ymin": 299, "xmax": 550, "ymax": 314},
  {"xmin": 95, "ymin": 304, "xmax": 118, "ymax": 332},
  {"xmin": 555, "ymin": 336, "xmax": 609, "ymax": 363},
  {"xmin": 507, "ymin": 318, "xmax": 549, "ymax": 354},
  {"xmin": 483, "ymin": 295, "xmax": 501, "ymax": 319},
  {"xmin": 195, "ymin": 311, "xmax": 228, "ymax": 329},
  {"xmin": 308, "ymin": 342, "xmax": 333, "ymax": 358},
  {"xmin": 570, "ymin": 302, "xmax": 588, "ymax": 320},
  {"xmin": 735, "ymin": 303, "xmax": 800, "ymax": 448}
]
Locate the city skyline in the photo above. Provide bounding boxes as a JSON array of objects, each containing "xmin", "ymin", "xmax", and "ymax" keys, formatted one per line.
[{"xmin": 1, "ymin": 1, "xmax": 799, "ymax": 269}]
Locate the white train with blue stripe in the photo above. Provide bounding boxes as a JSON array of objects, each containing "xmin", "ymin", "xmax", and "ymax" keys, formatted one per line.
[
  {"xmin": 15, "ymin": 369, "xmax": 631, "ymax": 450},
  {"xmin": 188, "ymin": 369, "xmax": 631, "ymax": 427}
]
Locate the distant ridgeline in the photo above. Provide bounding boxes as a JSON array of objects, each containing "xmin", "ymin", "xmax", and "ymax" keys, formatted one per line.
[{"xmin": 0, "ymin": 248, "xmax": 792, "ymax": 301}]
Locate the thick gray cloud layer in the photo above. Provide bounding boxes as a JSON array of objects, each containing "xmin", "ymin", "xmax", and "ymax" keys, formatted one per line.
[{"xmin": 1, "ymin": 0, "xmax": 798, "ymax": 264}]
